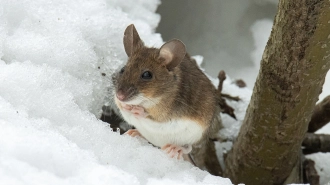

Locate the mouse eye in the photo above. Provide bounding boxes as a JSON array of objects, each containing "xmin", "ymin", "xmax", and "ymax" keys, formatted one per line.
[
  {"xmin": 119, "ymin": 66, "xmax": 125, "ymax": 74},
  {"xmin": 141, "ymin": 71, "xmax": 153, "ymax": 80}
]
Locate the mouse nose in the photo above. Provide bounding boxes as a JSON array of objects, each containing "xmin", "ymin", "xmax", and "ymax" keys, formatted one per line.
[{"xmin": 116, "ymin": 90, "xmax": 126, "ymax": 101}]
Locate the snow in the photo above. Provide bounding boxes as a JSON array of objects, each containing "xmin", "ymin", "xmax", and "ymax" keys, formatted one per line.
[
  {"xmin": 306, "ymin": 153, "xmax": 330, "ymax": 185},
  {"xmin": 0, "ymin": 0, "xmax": 329, "ymax": 184},
  {"xmin": 0, "ymin": 0, "xmax": 231, "ymax": 184}
]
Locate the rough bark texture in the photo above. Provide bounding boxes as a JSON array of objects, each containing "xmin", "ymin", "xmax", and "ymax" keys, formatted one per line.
[
  {"xmin": 302, "ymin": 133, "xmax": 330, "ymax": 154},
  {"xmin": 224, "ymin": 0, "xmax": 330, "ymax": 184},
  {"xmin": 308, "ymin": 95, "xmax": 330, "ymax": 132}
]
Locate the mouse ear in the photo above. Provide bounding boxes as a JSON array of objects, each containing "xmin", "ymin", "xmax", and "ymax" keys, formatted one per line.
[
  {"xmin": 123, "ymin": 24, "xmax": 144, "ymax": 57},
  {"xmin": 159, "ymin": 39, "xmax": 186, "ymax": 71}
]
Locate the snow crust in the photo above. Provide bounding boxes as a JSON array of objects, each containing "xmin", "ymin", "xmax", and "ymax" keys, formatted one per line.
[{"xmin": 0, "ymin": 0, "xmax": 232, "ymax": 184}]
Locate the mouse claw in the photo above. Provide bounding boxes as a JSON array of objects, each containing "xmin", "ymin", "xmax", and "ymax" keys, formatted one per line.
[
  {"xmin": 131, "ymin": 106, "xmax": 149, "ymax": 118},
  {"xmin": 161, "ymin": 144, "xmax": 192, "ymax": 160},
  {"xmin": 124, "ymin": 129, "xmax": 144, "ymax": 138}
]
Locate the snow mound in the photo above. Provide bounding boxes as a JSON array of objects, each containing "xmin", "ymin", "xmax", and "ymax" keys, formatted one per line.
[{"xmin": 0, "ymin": 0, "xmax": 231, "ymax": 184}]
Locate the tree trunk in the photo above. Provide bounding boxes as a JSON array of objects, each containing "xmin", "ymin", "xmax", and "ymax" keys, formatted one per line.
[{"xmin": 224, "ymin": 1, "xmax": 330, "ymax": 184}]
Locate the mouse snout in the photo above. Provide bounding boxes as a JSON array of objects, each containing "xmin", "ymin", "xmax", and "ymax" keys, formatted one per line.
[{"xmin": 116, "ymin": 90, "xmax": 126, "ymax": 101}]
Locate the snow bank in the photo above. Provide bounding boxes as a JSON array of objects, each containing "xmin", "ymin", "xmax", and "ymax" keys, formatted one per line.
[{"xmin": 0, "ymin": 0, "xmax": 232, "ymax": 184}]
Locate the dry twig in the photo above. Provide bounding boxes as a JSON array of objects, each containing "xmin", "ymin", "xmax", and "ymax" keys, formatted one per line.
[
  {"xmin": 217, "ymin": 70, "xmax": 237, "ymax": 119},
  {"xmin": 302, "ymin": 133, "xmax": 330, "ymax": 155},
  {"xmin": 303, "ymin": 159, "xmax": 320, "ymax": 185},
  {"xmin": 308, "ymin": 95, "xmax": 330, "ymax": 132}
]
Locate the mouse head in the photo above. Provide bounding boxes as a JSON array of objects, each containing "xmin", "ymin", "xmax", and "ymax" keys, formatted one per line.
[{"xmin": 113, "ymin": 24, "xmax": 186, "ymax": 107}]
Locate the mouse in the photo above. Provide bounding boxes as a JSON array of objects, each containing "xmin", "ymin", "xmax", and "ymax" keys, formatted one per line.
[{"xmin": 112, "ymin": 24, "xmax": 222, "ymax": 159}]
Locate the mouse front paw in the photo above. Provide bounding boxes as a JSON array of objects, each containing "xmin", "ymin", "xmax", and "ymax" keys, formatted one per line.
[
  {"xmin": 124, "ymin": 129, "xmax": 144, "ymax": 138},
  {"xmin": 161, "ymin": 144, "xmax": 192, "ymax": 159},
  {"xmin": 120, "ymin": 102, "xmax": 148, "ymax": 118},
  {"xmin": 130, "ymin": 105, "xmax": 149, "ymax": 118}
]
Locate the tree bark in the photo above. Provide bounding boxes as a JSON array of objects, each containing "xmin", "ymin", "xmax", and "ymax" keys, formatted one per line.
[{"xmin": 224, "ymin": 1, "xmax": 330, "ymax": 184}]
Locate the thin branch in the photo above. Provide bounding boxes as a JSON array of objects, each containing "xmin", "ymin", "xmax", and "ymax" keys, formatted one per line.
[
  {"xmin": 217, "ymin": 70, "xmax": 237, "ymax": 120},
  {"xmin": 221, "ymin": 93, "xmax": 240, "ymax": 101},
  {"xmin": 302, "ymin": 133, "xmax": 330, "ymax": 155},
  {"xmin": 303, "ymin": 159, "xmax": 320, "ymax": 185},
  {"xmin": 217, "ymin": 70, "xmax": 226, "ymax": 92},
  {"xmin": 218, "ymin": 98, "xmax": 237, "ymax": 120},
  {"xmin": 308, "ymin": 95, "xmax": 330, "ymax": 132}
]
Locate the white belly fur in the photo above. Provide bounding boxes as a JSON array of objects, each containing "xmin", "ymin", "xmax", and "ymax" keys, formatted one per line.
[{"xmin": 119, "ymin": 109, "xmax": 204, "ymax": 147}]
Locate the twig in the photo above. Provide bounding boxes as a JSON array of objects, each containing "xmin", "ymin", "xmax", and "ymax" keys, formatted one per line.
[
  {"xmin": 302, "ymin": 133, "xmax": 330, "ymax": 155},
  {"xmin": 217, "ymin": 70, "xmax": 237, "ymax": 120},
  {"xmin": 217, "ymin": 70, "xmax": 226, "ymax": 92},
  {"xmin": 308, "ymin": 95, "xmax": 330, "ymax": 132},
  {"xmin": 221, "ymin": 93, "xmax": 240, "ymax": 101},
  {"xmin": 303, "ymin": 159, "xmax": 320, "ymax": 185},
  {"xmin": 218, "ymin": 98, "xmax": 237, "ymax": 120}
]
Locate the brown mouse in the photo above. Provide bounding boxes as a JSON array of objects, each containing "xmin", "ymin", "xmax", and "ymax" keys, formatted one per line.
[{"xmin": 112, "ymin": 24, "xmax": 221, "ymax": 159}]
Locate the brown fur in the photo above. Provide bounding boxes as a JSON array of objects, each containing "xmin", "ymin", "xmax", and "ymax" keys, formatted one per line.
[{"xmin": 112, "ymin": 24, "xmax": 221, "ymax": 140}]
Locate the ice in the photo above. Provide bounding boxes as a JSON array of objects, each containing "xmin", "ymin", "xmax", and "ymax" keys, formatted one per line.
[{"xmin": 0, "ymin": 0, "xmax": 231, "ymax": 184}]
